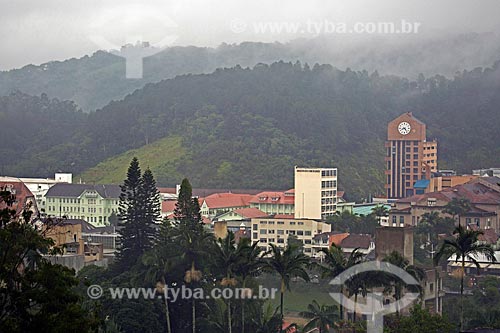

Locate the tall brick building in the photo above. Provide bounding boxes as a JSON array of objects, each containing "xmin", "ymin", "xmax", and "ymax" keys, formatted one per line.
[{"xmin": 385, "ymin": 113, "xmax": 437, "ymax": 198}]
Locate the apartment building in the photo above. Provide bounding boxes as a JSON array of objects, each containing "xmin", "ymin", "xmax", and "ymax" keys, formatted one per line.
[
  {"xmin": 250, "ymin": 216, "xmax": 331, "ymax": 256},
  {"xmin": 44, "ymin": 183, "xmax": 121, "ymax": 226},
  {"xmin": 294, "ymin": 166, "xmax": 338, "ymax": 220},
  {"xmin": 249, "ymin": 189, "xmax": 295, "ymax": 215}
]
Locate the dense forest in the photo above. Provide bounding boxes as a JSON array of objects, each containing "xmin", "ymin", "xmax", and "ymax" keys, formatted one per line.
[
  {"xmin": 1, "ymin": 60, "xmax": 500, "ymax": 200},
  {"xmin": 1, "ymin": 32, "xmax": 500, "ymax": 111}
]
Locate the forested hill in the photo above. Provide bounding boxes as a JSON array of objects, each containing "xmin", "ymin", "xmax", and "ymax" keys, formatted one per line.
[
  {"xmin": 2, "ymin": 61, "xmax": 500, "ymax": 200},
  {"xmin": 1, "ymin": 32, "xmax": 500, "ymax": 111}
]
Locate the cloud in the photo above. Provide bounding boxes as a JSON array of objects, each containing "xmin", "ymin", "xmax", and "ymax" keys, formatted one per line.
[{"xmin": 1, "ymin": 0, "xmax": 500, "ymax": 70}]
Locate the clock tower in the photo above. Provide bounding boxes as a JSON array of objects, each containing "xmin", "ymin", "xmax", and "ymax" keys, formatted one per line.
[{"xmin": 385, "ymin": 113, "xmax": 438, "ymax": 199}]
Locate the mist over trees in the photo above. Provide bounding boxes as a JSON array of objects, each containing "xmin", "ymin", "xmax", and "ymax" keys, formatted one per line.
[
  {"xmin": 1, "ymin": 32, "xmax": 500, "ymax": 111},
  {"xmin": 1, "ymin": 59, "xmax": 500, "ymax": 200}
]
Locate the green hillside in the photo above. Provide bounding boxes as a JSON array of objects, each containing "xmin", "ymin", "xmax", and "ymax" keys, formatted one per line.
[{"xmin": 77, "ymin": 136, "xmax": 184, "ymax": 185}]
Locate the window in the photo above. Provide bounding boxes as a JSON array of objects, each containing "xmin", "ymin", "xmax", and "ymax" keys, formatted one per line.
[
  {"xmin": 260, "ymin": 220, "xmax": 267, "ymax": 224},
  {"xmin": 304, "ymin": 240, "xmax": 311, "ymax": 244},
  {"xmin": 400, "ymin": 216, "xmax": 405, "ymax": 224},
  {"xmin": 297, "ymin": 230, "xmax": 304, "ymax": 236},
  {"xmin": 277, "ymin": 238, "xmax": 284, "ymax": 244},
  {"xmin": 268, "ymin": 230, "xmax": 275, "ymax": 234},
  {"xmin": 277, "ymin": 230, "xmax": 284, "ymax": 235},
  {"xmin": 298, "ymin": 222, "xmax": 304, "ymax": 225},
  {"xmin": 253, "ymin": 233, "xmax": 258, "ymax": 239},
  {"xmin": 305, "ymin": 231, "xmax": 311, "ymax": 236},
  {"xmin": 290, "ymin": 221, "xmax": 296, "ymax": 225},
  {"xmin": 392, "ymin": 216, "xmax": 397, "ymax": 224},
  {"xmin": 253, "ymin": 224, "xmax": 258, "ymax": 230},
  {"xmin": 260, "ymin": 229, "xmax": 267, "ymax": 234}
]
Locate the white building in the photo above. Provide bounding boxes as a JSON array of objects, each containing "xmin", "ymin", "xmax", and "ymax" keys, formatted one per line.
[
  {"xmin": 16, "ymin": 173, "xmax": 72, "ymax": 212},
  {"xmin": 294, "ymin": 166, "xmax": 338, "ymax": 220}
]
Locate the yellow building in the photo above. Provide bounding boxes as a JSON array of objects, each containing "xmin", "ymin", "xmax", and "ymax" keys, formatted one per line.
[
  {"xmin": 294, "ymin": 166, "xmax": 338, "ymax": 220},
  {"xmin": 250, "ymin": 216, "xmax": 331, "ymax": 256}
]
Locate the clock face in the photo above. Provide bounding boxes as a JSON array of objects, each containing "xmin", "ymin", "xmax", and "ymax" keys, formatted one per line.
[{"xmin": 398, "ymin": 122, "xmax": 411, "ymax": 135}]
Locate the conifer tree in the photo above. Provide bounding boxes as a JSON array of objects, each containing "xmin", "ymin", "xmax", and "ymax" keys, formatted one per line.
[{"xmin": 115, "ymin": 158, "xmax": 157, "ymax": 270}]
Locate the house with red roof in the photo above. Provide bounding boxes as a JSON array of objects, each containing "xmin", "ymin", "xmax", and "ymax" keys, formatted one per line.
[
  {"xmin": 390, "ymin": 177, "xmax": 500, "ymax": 232},
  {"xmin": 0, "ymin": 177, "xmax": 38, "ymax": 221},
  {"xmin": 249, "ymin": 189, "xmax": 295, "ymax": 215},
  {"xmin": 200, "ymin": 192, "xmax": 254, "ymax": 217}
]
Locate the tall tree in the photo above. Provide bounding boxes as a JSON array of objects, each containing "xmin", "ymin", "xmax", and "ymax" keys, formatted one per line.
[
  {"xmin": 264, "ymin": 243, "xmax": 310, "ymax": 331},
  {"xmin": 434, "ymin": 225, "xmax": 497, "ymax": 330},
  {"xmin": 383, "ymin": 251, "xmax": 425, "ymax": 315},
  {"xmin": 316, "ymin": 243, "xmax": 365, "ymax": 320},
  {"xmin": 173, "ymin": 178, "xmax": 212, "ymax": 333},
  {"xmin": 115, "ymin": 157, "xmax": 156, "ymax": 271},
  {"xmin": 235, "ymin": 239, "xmax": 265, "ymax": 333}
]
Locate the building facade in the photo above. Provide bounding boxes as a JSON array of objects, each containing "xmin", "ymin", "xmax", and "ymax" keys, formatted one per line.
[
  {"xmin": 294, "ymin": 166, "xmax": 338, "ymax": 220},
  {"xmin": 250, "ymin": 216, "xmax": 331, "ymax": 256},
  {"xmin": 385, "ymin": 113, "xmax": 438, "ymax": 199},
  {"xmin": 45, "ymin": 183, "xmax": 121, "ymax": 227},
  {"xmin": 249, "ymin": 190, "xmax": 295, "ymax": 215}
]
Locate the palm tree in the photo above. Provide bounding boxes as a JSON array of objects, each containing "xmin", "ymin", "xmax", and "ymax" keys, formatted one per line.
[
  {"xmin": 252, "ymin": 303, "xmax": 285, "ymax": 333},
  {"xmin": 142, "ymin": 220, "xmax": 177, "ymax": 333},
  {"xmin": 264, "ymin": 243, "xmax": 310, "ymax": 331},
  {"xmin": 371, "ymin": 204, "xmax": 389, "ymax": 225},
  {"xmin": 442, "ymin": 197, "xmax": 471, "ymax": 227},
  {"xmin": 300, "ymin": 300, "xmax": 339, "ymax": 333},
  {"xmin": 383, "ymin": 251, "xmax": 425, "ymax": 315},
  {"xmin": 212, "ymin": 232, "xmax": 245, "ymax": 333},
  {"xmin": 316, "ymin": 243, "xmax": 365, "ymax": 320},
  {"xmin": 235, "ymin": 239, "xmax": 265, "ymax": 333},
  {"xmin": 173, "ymin": 218, "xmax": 214, "ymax": 333},
  {"xmin": 434, "ymin": 225, "xmax": 497, "ymax": 330}
]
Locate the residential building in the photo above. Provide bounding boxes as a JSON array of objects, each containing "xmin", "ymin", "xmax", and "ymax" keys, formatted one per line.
[
  {"xmin": 18, "ymin": 173, "xmax": 72, "ymax": 211},
  {"xmin": 0, "ymin": 177, "xmax": 38, "ymax": 220},
  {"xmin": 294, "ymin": 166, "xmax": 338, "ymax": 219},
  {"xmin": 389, "ymin": 177, "xmax": 500, "ymax": 232},
  {"xmin": 200, "ymin": 192, "xmax": 253, "ymax": 217},
  {"xmin": 249, "ymin": 190, "xmax": 295, "ymax": 215},
  {"xmin": 250, "ymin": 216, "xmax": 331, "ymax": 256},
  {"xmin": 385, "ymin": 112, "xmax": 438, "ymax": 199},
  {"xmin": 41, "ymin": 218, "xmax": 108, "ymax": 272},
  {"xmin": 44, "ymin": 183, "xmax": 121, "ymax": 227},
  {"xmin": 215, "ymin": 207, "xmax": 268, "ymax": 222}
]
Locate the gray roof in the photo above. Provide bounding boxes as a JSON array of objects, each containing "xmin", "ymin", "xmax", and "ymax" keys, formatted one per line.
[{"xmin": 46, "ymin": 183, "xmax": 121, "ymax": 199}]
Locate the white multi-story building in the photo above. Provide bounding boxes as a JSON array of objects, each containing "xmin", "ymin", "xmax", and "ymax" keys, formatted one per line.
[
  {"xmin": 294, "ymin": 166, "xmax": 338, "ymax": 220},
  {"xmin": 17, "ymin": 173, "xmax": 72, "ymax": 212},
  {"xmin": 250, "ymin": 216, "xmax": 331, "ymax": 256}
]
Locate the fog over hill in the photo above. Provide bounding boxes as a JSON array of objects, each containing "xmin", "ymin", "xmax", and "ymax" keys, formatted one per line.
[{"xmin": 1, "ymin": 33, "xmax": 500, "ymax": 111}]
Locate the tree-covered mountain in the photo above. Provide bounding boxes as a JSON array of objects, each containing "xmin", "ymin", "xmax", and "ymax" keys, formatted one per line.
[
  {"xmin": 1, "ymin": 32, "xmax": 500, "ymax": 111},
  {"xmin": 2, "ymin": 60, "xmax": 500, "ymax": 200}
]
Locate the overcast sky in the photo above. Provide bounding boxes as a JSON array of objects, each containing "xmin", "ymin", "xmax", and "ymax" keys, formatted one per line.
[{"xmin": 2, "ymin": 0, "xmax": 500, "ymax": 71}]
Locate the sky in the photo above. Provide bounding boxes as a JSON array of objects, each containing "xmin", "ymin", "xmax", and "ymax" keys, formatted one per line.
[{"xmin": 1, "ymin": 0, "xmax": 500, "ymax": 71}]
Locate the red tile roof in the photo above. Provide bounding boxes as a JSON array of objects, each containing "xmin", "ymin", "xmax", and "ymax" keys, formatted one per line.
[
  {"xmin": 0, "ymin": 178, "xmax": 37, "ymax": 216},
  {"xmin": 273, "ymin": 214, "xmax": 295, "ymax": 219},
  {"xmin": 202, "ymin": 193, "xmax": 253, "ymax": 209},
  {"xmin": 340, "ymin": 234, "xmax": 373, "ymax": 249},
  {"xmin": 249, "ymin": 191, "xmax": 295, "ymax": 205},
  {"xmin": 161, "ymin": 200, "xmax": 177, "ymax": 213},
  {"xmin": 233, "ymin": 207, "xmax": 269, "ymax": 219},
  {"xmin": 397, "ymin": 179, "xmax": 500, "ymax": 206}
]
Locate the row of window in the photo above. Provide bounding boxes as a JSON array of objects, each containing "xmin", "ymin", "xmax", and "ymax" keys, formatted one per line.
[
  {"xmin": 47, "ymin": 206, "xmax": 116, "ymax": 214},
  {"xmin": 321, "ymin": 169, "xmax": 337, "ymax": 177},
  {"xmin": 258, "ymin": 221, "xmax": 304, "ymax": 225},
  {"xmin": 321, "ymin": 190, "xmax": 337, "ymax": 197},
  {"xmin": 321, "ymin": 180, "xmax": 337, "ymax": 189},
  {"xmin": 47, "ymin": 197, "xmax": 119, "ymax": 205},
  {"xmin": 258, "ymin": 229, "xmax": 312, "ymax": 236}
]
